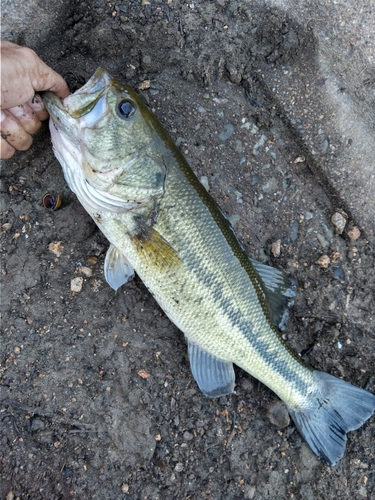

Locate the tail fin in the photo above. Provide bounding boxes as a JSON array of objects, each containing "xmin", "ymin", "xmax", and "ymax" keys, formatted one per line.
[{"xmin": 288, "ymin": 371, "xmax": 375, "ymax": 465}]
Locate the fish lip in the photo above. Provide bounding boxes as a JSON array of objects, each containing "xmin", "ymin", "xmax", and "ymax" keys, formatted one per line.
[{"xmin": 44, "ymin": 68, "xmax": 114, "ymax": 120}]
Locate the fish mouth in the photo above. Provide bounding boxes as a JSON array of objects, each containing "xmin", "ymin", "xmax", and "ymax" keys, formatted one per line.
[
  {"xmin": 43, "ymin": 68, "xmax": 114, "ymax": 122},
  {"xmin": 63, "ymin": 68, "xmax": 113, "ymax": 118}
]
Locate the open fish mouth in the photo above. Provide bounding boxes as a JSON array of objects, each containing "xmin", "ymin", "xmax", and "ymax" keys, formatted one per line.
[
  {"xmin": 63, "ymin": 68, "xmax": 113, "ymax": 119},
  {"xmin": 43, "ymin": 68, "xmax": 114, "ymax": 129}
]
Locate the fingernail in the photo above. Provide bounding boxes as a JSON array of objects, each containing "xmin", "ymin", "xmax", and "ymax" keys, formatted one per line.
[
  {"xmin": 29, "ymin": 94, "xmax": 45, "ymax": 112},
  {"xmin": 0, "ymin": 110, "xmax": 6, "ymax": 122}
]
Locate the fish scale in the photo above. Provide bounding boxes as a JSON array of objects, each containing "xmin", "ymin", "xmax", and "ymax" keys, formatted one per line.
[{"xmin": 43, "ymin": 68, "xmax": 375, "ymax": 466}]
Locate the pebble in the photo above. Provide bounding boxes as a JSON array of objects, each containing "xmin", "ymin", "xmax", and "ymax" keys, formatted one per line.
[
  {"xmin": 271, "ymin": 239, "xmax": 281, "ymax": 257},
  {"xmin": 235, "ymin": 191, "xmax": 243, "ymax": 204},
  {"xmin": 316, "ymin": 233, "xmax": 329, "ymax": 248},
  {"xmin": 71, "ymin": 277, "xmax": 84, "ymax": 292},
  {"xmin": 199, "ymin": 176, "xmax": 209, "ymax": 191},
  {"xmin": 79, "ymin": 266, "xmax": 93, "ymax": 277},
  {"xmin": 31, "ymin": 419, "xmax": 45, "ymax": 432},
  {"xmin": 235, "ymin": 140, "xmax": 244, "ymax": 153},
  {"xmin": 290, "ymin": 220, "xmax": 299, "ymax": 242},
  {"xmin": 252, "ymin": 134, "xmax": 267, "ymax": 155},
  {"xmin": 48, "ymin": 241, "xmax": 64, "ymax": 257},
  {"xmin": 121, "ymin": 484, "xmax": 129, "ymax": 494},
  {"xmin": 197, "ymin": 105, "xmax": 206, "ymax": 113},
  {"xmin": 228, "ymin": 214, "xmax": 240, "ymax": 227},
  {"xmin": 331, "ymin": 212, "xmax": 346, "ymax": 234},
  {"xmin": 347, "ymin": 226, "xmax": 360, "ymax": 241},
  {"xmin": 305, "ymin": 211, "xmax": 314, "ymax": 221},
  {"xmin": 333, "ymin": 268, "xmax": 345, "ymax": 279},
  {"xmin": 175, "ymin": 137, "xmax": 187, "ymax": 146},
  {"xmin": 174, "ymin": 462, "xmax": 184, "ymax": 472},
  {"xmin": 218, "ymin": 123, "xmax": 234, "ymax": 141},
  {"xmin": 267, "ymin": 401, "xmax": 290, "ymax": 428},
  {"xmin": 322, "ymin": 138, "xmax": 329, "ymax": 153},
  {"xmin": 0, "ymin": 222, "xmax": 12, "ymax": 231},
  {"xmin": 261, "ymin": 177, "xmax": 278, "ymax": 194},
  {"xmin": 316, "ymin": 255, "xmax": 330, "ymax": 268}
]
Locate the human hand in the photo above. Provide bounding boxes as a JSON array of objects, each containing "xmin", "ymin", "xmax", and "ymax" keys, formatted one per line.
[{"xmin": 1, "ymin": 40, "xmax": 70, "ymax": 159}]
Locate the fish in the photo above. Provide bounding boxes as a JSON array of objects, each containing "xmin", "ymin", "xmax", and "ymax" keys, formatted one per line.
[{"xmin": 43, "ymin": 68, "xmax": 375, "ymax": 466}]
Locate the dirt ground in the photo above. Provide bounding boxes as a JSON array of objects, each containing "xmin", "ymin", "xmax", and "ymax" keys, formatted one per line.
[{"xmin": 1, "ymin": 1, "xmax": 374, "ymax": 499}]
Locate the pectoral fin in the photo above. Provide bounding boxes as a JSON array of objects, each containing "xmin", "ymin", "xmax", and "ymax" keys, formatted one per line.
[
  {"xmin": 187, "ymin": 339, "xmax": 235, "ymax": 398},
  {"xmin": 104, "ymin": 244, "xmax": 135, "ymax": 291},
  {"xmin": 129, "ymin": 220, "xmax": 180, "ymax": 271},
  {"xmin": 250, "ymin": 258, "xmax": 296, "ymax": 331}
]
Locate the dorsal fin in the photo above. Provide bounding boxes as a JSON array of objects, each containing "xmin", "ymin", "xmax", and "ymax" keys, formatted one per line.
[{"xmin": 250, "ymin": 258, "xmax": 296, "ymax": 331}]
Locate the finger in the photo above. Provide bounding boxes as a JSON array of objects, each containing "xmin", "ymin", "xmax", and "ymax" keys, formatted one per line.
[
  {"xmin": 0, "ymin": 109, "xmax": 33, "ymax": 151},
  {"xmin": 27, "ymin": 94, "xmax": 49, "ymax": 121},
  {"xmin": 7, "ymin": 103, "xmax": 43, "ymax": 135},
  {"xmin": 0, "ymin": 136, "xmax": 16, "ymax": 159},
  {"xmin": 33, "ymin": 68, "xmax": 70, "ymax": 100}
]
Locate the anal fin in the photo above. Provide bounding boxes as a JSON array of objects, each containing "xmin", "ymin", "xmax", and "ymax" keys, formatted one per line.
[
  {"xmin": 187, "ymin": 339, "xmax": 235, "ymax": 398},
  {"xmin": 104, "ymin": 244, "xmax": 135, "ymax": 291}
]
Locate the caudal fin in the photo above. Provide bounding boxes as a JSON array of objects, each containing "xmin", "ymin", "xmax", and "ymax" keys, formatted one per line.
[{"xmin": 288, "ymin": 371, "xmax": 375, "ymax": 466}]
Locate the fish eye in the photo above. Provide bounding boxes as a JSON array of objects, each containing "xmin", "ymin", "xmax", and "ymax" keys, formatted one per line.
[{"xmin": 117, "ymin": 100, "xmax": 136, "ymax": 119}]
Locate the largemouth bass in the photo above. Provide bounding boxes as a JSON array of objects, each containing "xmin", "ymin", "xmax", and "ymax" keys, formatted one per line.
[{"xmin": 43, "ymin": 69, "xmax": 375, "ymax": 465}]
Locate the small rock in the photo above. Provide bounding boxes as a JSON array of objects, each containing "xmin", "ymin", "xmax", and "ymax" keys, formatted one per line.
[
  {"xmin": 228, "ymin": 214, "xmax": 240, "ymax": 227},
  {"xmin": 267, "ymin": 401, "xmax": 290, "ymax": 428},
  {"xmin": 235, "ymin": 191, "xmax": 243, "ymax": 204},
  {"xmin": 271, "ymin": 239, "xmax": 281, "ymax": 257},
  {"xmin": 137, "ymin": 369, "xmax": 150, "ymax": 379},
  {"xmin": 245, "ymin": 486, "xmax": 256, "ymax": 499},
  {"xmin": 333, "ymin": 268, "xmax": 345, "ymax": 279},
  {"xmin": 294, "ymin": 156, "xmax": 305, "ymax": 163},
  {"xmin": 330, "ymin": 251, "xmax": 340, "ymax": 262},
  {"xmin": 347, "ymin": 226, "xmax": 360, "ymax": 241},
  {"xmin": 316, "ymin": 255, "xmax": 330, "ymax": 269},
  {"xmin": 79, "ymin": 266, "xmax": 93, "ymax": 277},
  {"xmin": 13, "ymin": 346, "xmax": 21, "ymax": 354},
  {"xmin": 252, "ymin": 134, "xmax": 267, "ymax": 155},
  {"xmin": 235, "ymin": 140, "xmax": 243, "ymax": 153},
  {"xmin": 0, "ymin": 222, "xmax": 12, "ymax": 231},
  {"xmin": 261, "ymin": 177, "xmax": 278, "ymax": 194},
  {"xmin": 218, "ymin": 123, "xmax": 234, "ymax": 142},
  {"xmin": 121, "ymin": 484, "xmax": 129, "ymax": 494},
  {"xmin": 31, "ymin": 419, "xmax": 45, "ymax": 432},
  {"xmin": 199, "ymin": 176, "xmax": 209, "ymax": 191},
  {"xmin": 183, "ymin": 431, "xmax": 194, "ymax": 441},
  {"xmin": 357, "ymin": 486, "xmax": 367, "ymax": 498},
  {"xmin": 48, "ymin": 241, "xmax": 64, "ymax": 257},
  {"xmin": 174, "ymin": 462, "xmax": 184, "ymax": 472},
  {"xmin": 316, "ymin": 233, "xmax": 329, "ymax": 248},
  {"xmin": 331, "ymin": 212, "xmax": 347, "ymax": 234},
  {"xmin": 137, "ymin": 79, "xmax": 151, "ymax": 90},
  {"xmin": 71, "ymin": 277, "xmax": 84, "ymax": 292},
  {"xmin": 290, "ymin": 220, "xmax": 299, "ymax": 242}
]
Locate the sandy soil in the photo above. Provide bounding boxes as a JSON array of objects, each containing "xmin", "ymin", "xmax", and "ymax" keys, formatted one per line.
[{"xmin": 1, "ymin": 1, "xmax": 374, "ymax": 499}]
